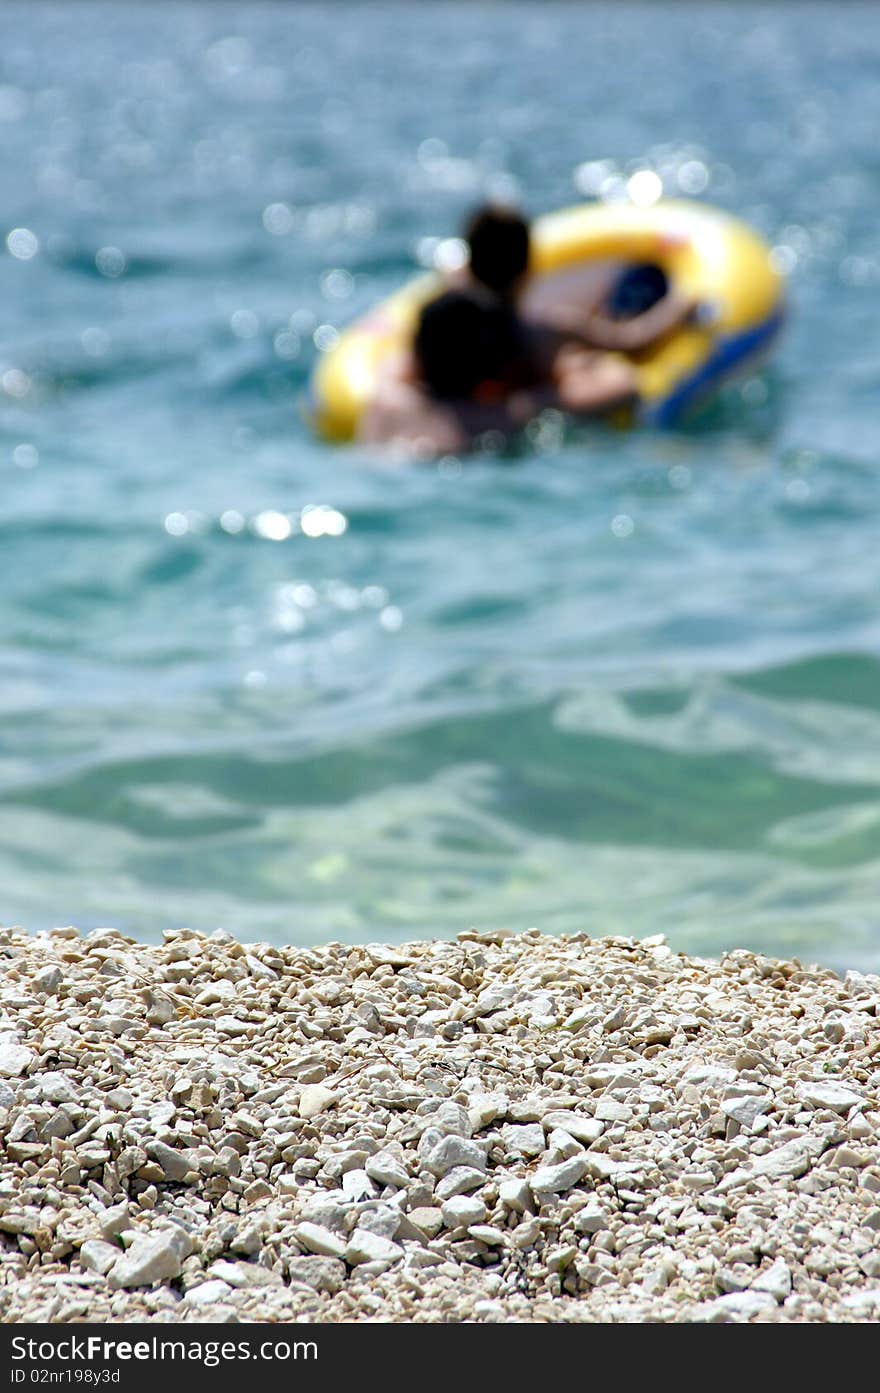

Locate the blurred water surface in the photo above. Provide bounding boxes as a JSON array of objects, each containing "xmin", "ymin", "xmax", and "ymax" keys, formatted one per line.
[{"xmin": 2, "ymin": 2, "xmax": 880, "ymax": 970}]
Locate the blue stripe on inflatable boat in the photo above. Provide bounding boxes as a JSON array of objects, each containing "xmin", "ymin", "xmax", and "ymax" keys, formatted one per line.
[{"xmin": 640, "ymin": 306, "xmax": 786, "ymax": 428}]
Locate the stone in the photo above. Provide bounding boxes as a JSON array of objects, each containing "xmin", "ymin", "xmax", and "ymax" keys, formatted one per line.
[
  {"xmin": 0, "ymin": 1038, "xmax": 33, "ymax": 1077},
  {"xmin": 583, "ymin": 1154, "xmax": 647, "ymax": 1183},
  {"xmin": 508, "ymin": 1096, "xmax": 551, "ymax": 1122},
  {"xmin": 463, "ymin": 985, "xmax": 515, "ymax": 1020},
  {"xmin": 679, "ymin": 1064, "xmax": 736, "ymax": 1093},
  {"xmin": 298, "ymin": 1085, "xmax": 337, "ymax": 1119},
  {"xmin": 230, "ymin": 1110, "xmax": 263, "ymax": 1138},
  {"xmin": 717, "ymin": 1267, "xmax": 751, "ymax": 1294},
  {"xmin": 473, "ymin": 1300, "xmax": 505, "ymax": 1321},
  {"xmin": 681, "ymin": 1171, "xmax": 716, "ymax": 1193},
  {"xmin": 7, "ymin": 1141, "xmax": 45, "ymax": 1163},
  {"xmin": 642, "ymin": 1265, "xmax": 670, "ymax": 1295},
  {"xmin": 718, "ymin": 1131, "xmax": 833, "ymax": 1191},
  {"xmin": 206, "ymin": 1261, "xmax": 283, "ymax": 1289},
  {"xmin": 602, "ymin": 1005, "xmax": 626, "ymax": 1033},
  {"xmin": 832, "ymin": 1146, "xmax": 870, "ymax": 1169},
  {"xmin": 145, "ymin": 993, "xmax": 175, "ymax": 1026},
  {"xmin": 211, "ymin": 1147, "xmax": 241, "ymax": 1179},
  {"xmin": 33, "ymin": 1072, "xmax": 80, "ymax": 1105},
  {"xmin": 498, "ymin": 1178, "xmax": 533, "ymax": 1214},
  {"xmin": 541, "ymin": 1111, "xmax": 604, "ymax": 1145},
  {"xmin": 216, "ymin": 1016, "xmax": 250, "ymax": 1038},
  {"xmin": 734, "ymin": 1047, "xmax": 778, "ymax": 1075},
  {"xmin": 293, "ymin": 1224, "xmax": 347, "ymax": 1259},
  {"xmin": 698, "ymin": 1291, "xmax": 777, "ymax": 1322},
  {"xmin": 530, "ymin": 1154, "xmax": 589, "ymax": 1200},
  {"xmin": 146, "ymin": 1141, "xmax": 193, "ymax": 1183},
  {"xmin": 546, "ymin": 1128, "xmax": 583, "ymax": 1161},
  {"xmin": 840, "ymin": 1290, "xmax": 880, "ymax": 1315},
  {"xmin": 752, "ymin": 1261, "xmax": 792, "ymax": 1301},
  {"xmin": 419, "ymin": 1132, "xmax": 487, "ymax": 1178},
  {"xmin": 229, "ymin": 1225, "xmax": 265, "ymax": 1258},
  {"xmin": 850, "ymin": 1115, "xmax": 874, "ymax": 1140},
  {"xmin": 469, "ymin": 1225, "xmax": 505, "ymax": 1246},
  {"xmin": 408, "ymin": 1207, "xmax": 443, "ymax": 1238},
  {"xmin": 107, "ymin": 1226, "xmax": 193, "ymax": 1289},
  {"xmin": 574, "ymin": 1206, "xmax": 608, "ymax": 1235},
  {"xmin": 365, "ymin": 1151, "xmax": 410, "ymax": 1190},
  {"xmin": 431, "ymin": 1101, "xmax": 473, "ymax": 1138},
  {"xmin": 345, "ymin": 1229, "xmax": 404, "ymax": 1266},
  {"xmin": 441, "ymin": 1195, "xmax": 487, "ymax": 1228},
  {"xmin": 79, "ymin": 1240, "xmax": 122, "ymax": 1275},
  {"xmin": 298, "ymin": 1195, "xmax": 347, "ymax": 1227},
  {"xmin": 287, "ymin": 1257, "xmax": 346, "ymax": 1294},
  {"xmin": 720, "ymin": 1095, "xmax": 770, "ymax": 1130},
  {"xmin": 342, "ymin": 1169, "xmax": 378, "ymax": 1202},
  {"xmin": 595, "ymin": 1098, "xmax": 633, "ymax": 1124},
  {"xmin": 510, "ymin": 1219, "xmax": 541, "ymax": 1250},
  {"xmin": 184, "ymin": 1280, "xmax": 234, "ymax": 1306},
  {"xmin": 97, "ymin": 1203, "xmax": 130, "ymax": 1241},
  {"xmin": 797, "ymin": 1082, "xmax": 864, "ymax": 1114},
  {"xmin": 242, "ymin": 1180, "xmax": 273, "ymax": 1204},
  {"xmin": 33, "ymin": 965, "xmax": 63, "ymax": 994},
  {"xmin": 604, "ymin": 1071, "xmax": 641, "ymax": 1091},
  {"xmin": 365, "ymin": 945, "xmax": 412, "ymax": 968},
  {"xmin": 546, "ymin": 1244, "xmax": 578, "ymax": 1274},
  {"xmin": 501, "ymin": 1123, "xmax": 545, "ymax": 1157},
  {"xmin": 356, "ymin": 1206, "xmax": 401, "ymax": 1241},
  {"xmin": 468, "ymin": 1094, "xmax": 508, "ymax": 1131},
  {"xmin": 435, "ymin": 1167, "xmax": 487, "ymax": 1201}
]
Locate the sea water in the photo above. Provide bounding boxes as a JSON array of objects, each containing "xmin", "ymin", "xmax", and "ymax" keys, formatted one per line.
[{"xmin": 2, "ymin": 2, "xmax": 879, "ymax": 971}]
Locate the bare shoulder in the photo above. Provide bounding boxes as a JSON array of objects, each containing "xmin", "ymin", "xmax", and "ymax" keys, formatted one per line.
[{"xmin": 358, "ymin": 378, "xmax": 466, "ymax": 456}]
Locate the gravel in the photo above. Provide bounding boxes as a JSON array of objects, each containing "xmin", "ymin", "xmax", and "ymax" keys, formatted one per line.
[{"xmin": 0, "ymin": 922, "xmax": 878, "ymax": 1323}]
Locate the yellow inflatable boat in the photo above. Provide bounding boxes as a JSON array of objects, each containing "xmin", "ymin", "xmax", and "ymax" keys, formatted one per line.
[{"xmin": 306, "ymin": 198, "xmax": 785, "ymax": 440}]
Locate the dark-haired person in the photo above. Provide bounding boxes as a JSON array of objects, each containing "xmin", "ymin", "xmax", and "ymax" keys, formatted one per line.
[
  {"xmin": 358, "ymin": 288, "xmax": 638, "ymax": 455},
  {"xmin": 463, "ymin": 203, "xmax": 531, "ymax": 302},
  {"xmin": 460, "ymin": 201, "xmax": 698, "ymax": 355}
]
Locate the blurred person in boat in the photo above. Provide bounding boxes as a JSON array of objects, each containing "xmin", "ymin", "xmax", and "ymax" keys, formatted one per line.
[
  {"xmin": 461, "ymin": 201, "xmax": 697, "ymax": 355},
  {"xmin": 359, "ymin": 286, "xmax": 639, "ymax": 453},
  {"xmin": 359, "ymin": 202, "xmax": 703, "ymax": 454}
]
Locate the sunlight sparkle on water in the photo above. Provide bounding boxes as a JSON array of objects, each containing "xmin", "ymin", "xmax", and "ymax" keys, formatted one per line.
[
  {"xmin": 320, "ymin": 269, "xmax": 354, "ymax": 301},
  {"xmin": 273, "ymin": 330, "xmax": 300, "ymax": 360},
  {"xmin": 313, "ymin": 324, "xmax": 341, "ymax": 353},
  {"xmin": 300, "ymin": 505, "xmax": 347, "ymax": 538},
  {"xmin": 12, "ymin": 444, "xmax": 38, "ymax": 469},
  {"xmin": 230, "ymin": 309, "xmax": 259, "ymax": 338},
  {"xmin": 253, "ymin": 510, "xmax": 292, "ymax": 541},
  {"xmin": 95, "ymin": 246, "xmax": 126, "ymax": 278},
  {"xmin": 6, "ymin": 227, "xmax": 38, "ymax": 260},
  {"xmin": 2, "ymin": 369, "xmax": 31, "ymax": 398},
  {"xmin": 262, "ymin": 202, "xmax": 296, "ymax": 236},
  {"xmin": 626, "ymin": 169, "xmax": 663, "ymax": 206}
]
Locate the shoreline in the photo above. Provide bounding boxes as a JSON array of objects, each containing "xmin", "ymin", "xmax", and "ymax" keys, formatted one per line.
[{"xmin": 0, "ymin": 922, "xmax": 878, "ymax": 1323}]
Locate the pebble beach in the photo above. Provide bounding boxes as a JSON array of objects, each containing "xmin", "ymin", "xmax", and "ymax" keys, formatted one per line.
[{"xmin": 0, "ymin": 923, "xmax": 878, "ymax": 1324}]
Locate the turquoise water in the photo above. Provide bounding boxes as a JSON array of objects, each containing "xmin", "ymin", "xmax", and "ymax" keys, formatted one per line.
[{"xmin": 2, "ymin": 2, "xmax": 880, "ymax": 971}]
